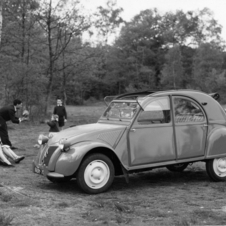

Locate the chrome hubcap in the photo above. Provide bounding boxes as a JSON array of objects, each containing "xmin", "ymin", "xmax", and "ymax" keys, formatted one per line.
[
  {"xmin": 213, "ymin": 158, "xmax": 226, "ymax": 177},
  {"xmin": 84, "ymin": 160, "xmax": 110, "ymax": 189}
]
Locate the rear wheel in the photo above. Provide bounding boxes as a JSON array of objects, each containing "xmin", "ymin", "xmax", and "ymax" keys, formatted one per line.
[
  {"xmin": 77, "ymin": 153, "xmax": 115, "ymax": 194},
  {"xmin": 206, "ymin": 158, "xmax": 226, "ymax": 181},
  {"xmin": 166, "ymin": 163, "xmax": 189, "ymax": 172}
]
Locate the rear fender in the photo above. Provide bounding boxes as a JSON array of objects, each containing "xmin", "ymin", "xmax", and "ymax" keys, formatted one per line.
[
  {"xmin": 206, "ymin": 127, "xmax": 226, "ymax": 158},
  {"xmin": 55, "ymin": 141, "xmax": 115, "ymax": 176}
]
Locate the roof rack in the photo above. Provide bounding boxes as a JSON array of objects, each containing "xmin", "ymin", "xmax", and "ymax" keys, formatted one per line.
[
  {"xmin": 115, "ymin": 90, "xmax": 157, "ymax": 100},
  {"xmin": 103, "ymin": 90, "xmax": 158, "ymax": 105}
]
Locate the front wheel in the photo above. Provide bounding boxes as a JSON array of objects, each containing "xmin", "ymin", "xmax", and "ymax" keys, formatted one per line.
[
  {"xmin": 206, "ymin": 158, "xmax": 226, "ymax": 181},
  {"xmin": 76, "ymin": 153, "xmax": 115, "ymax": 194},
  {"xmin": 166, "ymin": 163, "xmax": 189, "ymax": 172}
]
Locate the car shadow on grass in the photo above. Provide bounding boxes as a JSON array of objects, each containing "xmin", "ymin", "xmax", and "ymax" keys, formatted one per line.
[{"xmin": 36, "ymin": 166, "xmax": 212, "ymax": 194}]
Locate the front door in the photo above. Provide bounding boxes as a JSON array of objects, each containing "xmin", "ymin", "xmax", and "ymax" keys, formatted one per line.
[
  {"xmin": 129, "ymin": 96, "xmax": 176, "ymax": 166},
  {"xmin": 173, "ymin": 96, "xmax": 208, "ymax": 159}
]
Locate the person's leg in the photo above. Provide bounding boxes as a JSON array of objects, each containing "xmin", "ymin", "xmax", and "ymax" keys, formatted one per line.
[
  {"xmin": 2, "ymin": 145, "xmax": 25, "ymax": 163},
  {"xmin": 0, "ymin": 120, "xmax": 12, "ymax": 147},
  {"xmin": 0, "ymin": 145, "xmax": 13, "ymax": 166},
  {"xmin": 58, "ymin": 117, "xmax": 64, "ymax": 131},
  {"xmin": 2, "ymin": 145, "xmax": 19, "ymax": 159}
]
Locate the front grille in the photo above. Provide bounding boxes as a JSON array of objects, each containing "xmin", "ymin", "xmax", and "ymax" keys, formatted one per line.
[{"xmin": 42, "ymin": 146, "xmax": 58, "ymax": 166}]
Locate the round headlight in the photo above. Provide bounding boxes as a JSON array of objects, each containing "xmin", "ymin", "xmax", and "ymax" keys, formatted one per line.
[
  {"xmin": 59, "ymin": 138, "xmax": 71, "ymax": 151},
  {"xmin": 37, "ymin": 134, "xmax": 48, "ymax": 145},
  {"xmin": 59, "ymin": 138, "xmax": 67, "ymax": 144}
]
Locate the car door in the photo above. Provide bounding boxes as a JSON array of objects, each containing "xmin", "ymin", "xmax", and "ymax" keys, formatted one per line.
[
  {"xmin": 128, "ymin": 96, "xmax": 176, "ymax": 166},
  {"xmin": 173, "ymin": 96, "xmax": 208, "ymax": 159}
]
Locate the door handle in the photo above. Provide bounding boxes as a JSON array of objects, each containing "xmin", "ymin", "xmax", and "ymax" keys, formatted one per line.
[
  {"xmin": 202, "ymin": 124, "xmax": 208, "ymax": 127},
  {"xmin": 130, "ymin": 129, "xmax": 136, "ymax": 132}
]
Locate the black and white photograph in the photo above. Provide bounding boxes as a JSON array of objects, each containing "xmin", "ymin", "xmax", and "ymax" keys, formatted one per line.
[{"xmin": 1, "ymin": 0, "xmax": 226, "ymax": 225}]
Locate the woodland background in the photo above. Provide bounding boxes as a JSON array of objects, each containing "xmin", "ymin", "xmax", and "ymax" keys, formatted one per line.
[{"xmin": 0, "ymin": 0, "xmax": 226, "ymax": 119}]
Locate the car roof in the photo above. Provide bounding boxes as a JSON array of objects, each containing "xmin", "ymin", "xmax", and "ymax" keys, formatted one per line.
[
  {"xmin": 112, "ymin": 89, "xmax": 225, "ymax": 122},
  {"xmin": 115, "ymin": 89, "xmax": 220, "ymax": 100}
]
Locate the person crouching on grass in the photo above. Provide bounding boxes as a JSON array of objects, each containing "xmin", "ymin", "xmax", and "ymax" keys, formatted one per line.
[
  {"xmin": 47, "ymin": 114, "xmax": 60, "ymax": 133},
  {"xmin": 34, "ymin": 115, "xmax": 59, "ymax": 149},
  {"xmin": 0, "ymin": 139, "xmax": 25, "ymax": 167}
]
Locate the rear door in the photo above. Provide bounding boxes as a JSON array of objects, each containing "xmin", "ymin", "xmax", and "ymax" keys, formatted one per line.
[{"xmin": 173, "ymin": 96, "xmax": 208, "ymax": 159}]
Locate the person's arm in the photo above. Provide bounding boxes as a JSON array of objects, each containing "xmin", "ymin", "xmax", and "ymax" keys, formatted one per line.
[
  {"xmin": 53, "ymin": 106, "xmax": 57, "ymax": 115},
  {"xmin": 47, "ymin": 121, "xmax": 55, "ymax": 127},
  {"xmin": 9, "ymin": 109, "xmax": 19, "ymax": 124},
  {"xmin": 64, "ymin": 107, "xmax": 67, "ymax": 120}
]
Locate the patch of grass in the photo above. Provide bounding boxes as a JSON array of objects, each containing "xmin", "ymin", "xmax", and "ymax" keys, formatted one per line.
[
  {"xmin": 174, "ymin": 218, "xmax": 190, "ymax": 226},
  {"xmin": 56, "ymin": 201, "xmax": 70, "ymax": 208},
  {"xmin": 0, "ymin": 213, "xmax": 14, "ymax": 226},
  {"xmin": 147, "ymin": 209, "xmax": 167, "ymax": 218},
  {"xmin": 91, "ymin": 201, "xmax": 105, "ymax": 208},
  {"xmin": 0, "ymin": 194, "xmax": 12, "ymax": 202},
  {"xmin": 114, "ymin": 202, "xmax": 134, "ymax": 213},
  {"xmin": 189, "ymin": 209, "xmax": 226, "ymax": 225},
  {"xmin": 13, "ymin": 199, "xmax": 35, "ymax": 207},
  {"xmin": 115, "ymin": 213, "xmax": 132, "ymax": 224}
]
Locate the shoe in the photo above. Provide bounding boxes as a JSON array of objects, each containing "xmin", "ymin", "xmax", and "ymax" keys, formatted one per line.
[
  {"xmin": 0, "ymin": 161, "xmax": 14, "ymax": 167},
  {"xmin": 14, "ymin": 156, "xmax": 25, "ymax": 164}
]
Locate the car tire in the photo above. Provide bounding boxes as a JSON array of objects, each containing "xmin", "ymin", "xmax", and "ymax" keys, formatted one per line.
[
  {"xmin": 206, "ymin": 158, "xmax": 226, "ymax": 181},
  {"xmin": 166, "ymin": 163, "xmax": 189, "ymax": 172},
  {"xmin": 76, "ymin": 153, "xmax": 115, "ymax": 194},
  {"xmin": 47, "ymin": 176, "xmax": 72, "ymax": 183}
]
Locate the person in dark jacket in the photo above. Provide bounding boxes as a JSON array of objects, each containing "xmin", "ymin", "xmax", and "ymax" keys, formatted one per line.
[
  {"xmin": 47, "ymin": 115, "xmax": 60, "ymax": 133},
  {"xmin": 0, "ymin": 99, "xmax": 27, "ymax": 148},
  {"xmin": 53, "ymin": 98, "xmax": 67, "ymax": 130}
]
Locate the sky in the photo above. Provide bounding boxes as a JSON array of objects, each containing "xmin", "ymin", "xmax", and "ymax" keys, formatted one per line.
[{"xmin": 81, "ymin": 0, "xmax": 226, "ymax": 43}]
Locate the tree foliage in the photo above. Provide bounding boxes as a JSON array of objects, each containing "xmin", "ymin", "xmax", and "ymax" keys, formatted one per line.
[{"xmin": 0, "ymin": 0, "xmax": 226, "ymax": 120}]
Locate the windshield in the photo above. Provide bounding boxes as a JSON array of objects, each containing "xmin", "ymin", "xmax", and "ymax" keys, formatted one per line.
[{"xmin": 102, "ymin": 101, "xmax": 139, "ymax": 120}]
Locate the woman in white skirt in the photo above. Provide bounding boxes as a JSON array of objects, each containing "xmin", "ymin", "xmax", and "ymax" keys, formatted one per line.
[{"xmin": 0, "ymin": 140, "xmax": 25, "ymax": 167}]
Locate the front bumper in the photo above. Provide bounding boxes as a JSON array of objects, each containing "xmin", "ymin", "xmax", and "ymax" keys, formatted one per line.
[
  {"xmin": 32, "ymin": 160, "xmax": 49, "ymax": 176},
  {"xmin": 32, "ymin": 143, "xmax": 66, "ymax": 179},
  {"xmin": 32, "ymin": 161, "xmax": 65, "ymax": 179}
]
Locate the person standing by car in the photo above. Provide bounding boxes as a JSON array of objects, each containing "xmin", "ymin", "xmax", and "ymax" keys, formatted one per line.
[
  {"xmin": 0, "ymin": 99, "xmax": 27, "ymax": 148},
  {"xmin": 53, "ymin": 98, "xmax": 67, "ymax": 130}
]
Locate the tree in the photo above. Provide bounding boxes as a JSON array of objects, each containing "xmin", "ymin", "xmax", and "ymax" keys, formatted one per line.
[
  {"xmin": 36, "ymin": 0, "xmax": 91, "ymax": 112},
  {"xmin": 0, "ymin": 0, "xmax": 3, "ymax": 44},
  {"xmin": 161, "ymin": 45, "xmax": 184, "ymax": 88},
  {"xmin": 0, "ymin": 0, "xmax": 42, "ymax": 107},
  {"xmin": 193, "ymin": 43, "xmax": 224, "ymax": 92},
  {"xmin": 94, "ymin": 0, "xmax": 124, "ymax": 45}
]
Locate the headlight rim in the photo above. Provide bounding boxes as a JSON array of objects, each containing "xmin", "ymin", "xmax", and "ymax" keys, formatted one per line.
[{"xmin": 37, "ymin": 134, "xmax": 49, "ymax": 145}]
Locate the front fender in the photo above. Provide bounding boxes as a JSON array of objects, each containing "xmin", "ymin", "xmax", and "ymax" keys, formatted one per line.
[
  {"xmin": 55, "ymin": 141, "xmax": 115, "ymax": 176},
  {"xmin": 206, "ymin": 127, "xmax": 226, "ymax": 158}
]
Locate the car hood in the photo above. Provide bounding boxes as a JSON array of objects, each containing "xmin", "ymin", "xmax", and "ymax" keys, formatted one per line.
[{"xmin": 48, "ymin": 123, "xmax": 127, "ymax": 147}]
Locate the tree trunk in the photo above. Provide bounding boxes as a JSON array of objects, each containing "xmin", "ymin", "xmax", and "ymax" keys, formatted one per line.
[
  {"xmin": 45, "ymin": 0, "xmax": 54, "ymax": 114},
  {"xmin": 0, "ymin": 1, "xmax": 2, "ymax": 45}
]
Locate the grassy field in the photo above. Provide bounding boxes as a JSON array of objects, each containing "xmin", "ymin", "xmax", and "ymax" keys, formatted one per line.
[{"xmin": 1, "ymin": 105, "xmax": 226, "ymax": 225}]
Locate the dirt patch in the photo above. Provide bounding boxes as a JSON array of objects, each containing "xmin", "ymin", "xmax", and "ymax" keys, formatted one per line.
[{"xmin": 1, "ymin": 106, "xmax": 226, "ymax": 225}]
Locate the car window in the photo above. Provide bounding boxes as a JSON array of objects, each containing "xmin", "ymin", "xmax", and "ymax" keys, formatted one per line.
[
  {"xmin": 173, "ymin": 97, "xmax": 205, "ymax": 123},
  {"xmin": 137, "ymin": 97, "xmax": 171, "ymax": 124},
  {"xmin": 103, "ymin": 102, "xmax": 138, "ymax": 120}
]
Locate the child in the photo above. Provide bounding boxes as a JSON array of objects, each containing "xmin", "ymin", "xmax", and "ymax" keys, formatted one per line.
[
  {"xmin": 0, "ymin": 139, "xmax": 25, "ymax": 167},
  {"xmin": 47, "ymin": 114, "xmax": 60, "ymax": 133}
]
